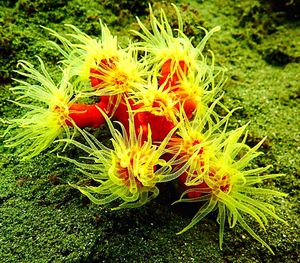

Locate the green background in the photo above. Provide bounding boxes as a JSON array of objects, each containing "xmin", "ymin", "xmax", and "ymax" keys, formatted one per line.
[{"xmin": 0, "ymin": 0, "xmax": 299, "ymax": 262}]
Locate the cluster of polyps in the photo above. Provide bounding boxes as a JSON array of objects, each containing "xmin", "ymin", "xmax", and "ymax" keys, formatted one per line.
[{"xmin": 3, "ymin": 5, "xmax": 287, "ymax": 254}]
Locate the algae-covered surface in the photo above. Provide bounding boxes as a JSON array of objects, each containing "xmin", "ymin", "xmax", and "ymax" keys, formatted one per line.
[{"xmin": 0, "ymin": 0, "xmax": 299, "ymax": 262}]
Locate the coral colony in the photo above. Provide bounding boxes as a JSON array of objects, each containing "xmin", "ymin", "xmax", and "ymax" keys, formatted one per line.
[{"xmin": 3, "ymin": 4, "xmax": 287, "ymax": 254}]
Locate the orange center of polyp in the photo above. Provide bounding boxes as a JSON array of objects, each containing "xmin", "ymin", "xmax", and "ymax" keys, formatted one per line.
[
  {"xmin": 116, "ymin": 159, "xmax": 143, "ymax": 190},
  {"xmin": 151, "ymin": 96, "xmax": 172, "ymax": 116},
  {"xmin": 90, "ymin": 59, "xmax": 130, "ymax": 93},
  {"xmin": 52, "ymin": 105, "xmax": 68, "ymax": 126},
  {"xmin": 206, "ymin": 171, "xmax": 230, "ymax": 193},
  {"xmin": 112, "ymin": 72, "xmax": 128, "ymax": 86},
  {"xmin": 181, "ymin": 139, "xmax": 203, "ymax": 157}
]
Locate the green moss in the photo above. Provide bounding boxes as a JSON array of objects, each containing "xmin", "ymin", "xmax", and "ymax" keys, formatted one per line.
[{"xmin": 0, "ymin": 0, "xmax": 299, "ymax": 262}]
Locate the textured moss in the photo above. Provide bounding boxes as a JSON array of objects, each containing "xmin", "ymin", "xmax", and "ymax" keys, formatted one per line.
[{"xmin": 0, "ymin": 0, "xmax": 299, "ymax": 262}]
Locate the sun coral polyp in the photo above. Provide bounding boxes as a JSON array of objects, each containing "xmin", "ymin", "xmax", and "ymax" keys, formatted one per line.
[
  {"xmin": 175, "ymin": 125, "xmax": 288, "ymax": 254},
  {"xmin": 62, "ymin": 106, "xmax": 187, "ymax": 209},
  {"xmin": 2, "ymin": 58, "xmax": 76, "ymax": 159},
  {"xmin": 87, "ymin": 50, "xmax": 145, "ymax": 96},
  {"xmin": 158, "ymin": 59, "xmax": 199, "ymax": 119}
]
